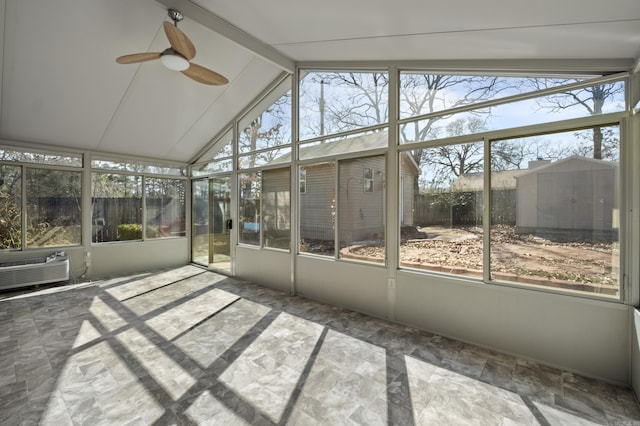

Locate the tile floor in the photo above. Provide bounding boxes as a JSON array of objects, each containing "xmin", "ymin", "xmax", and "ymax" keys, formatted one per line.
[{"xmin": 1, "ymin": 265, "xmax": 639, "ymax": 425}]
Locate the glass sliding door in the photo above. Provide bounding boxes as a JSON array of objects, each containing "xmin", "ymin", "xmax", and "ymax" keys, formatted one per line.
[
  {"xmin": 191, "ymin": 177, "xmax": 233, "ymax": 273},
  {"xmin": 209, "ymin": 177, "xmax": 232, "ymax": 272}
]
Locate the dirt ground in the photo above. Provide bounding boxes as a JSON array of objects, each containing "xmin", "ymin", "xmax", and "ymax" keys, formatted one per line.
[{"xmin": 346, "ymin": 225, "xmax": 618, "ymax": 294}]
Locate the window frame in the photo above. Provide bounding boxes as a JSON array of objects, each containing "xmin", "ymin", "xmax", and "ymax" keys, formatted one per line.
[
  {"xmin": 397, "ymin": 112, "xmax": 627, "ymax": 302},
  {"xmin": 0, "ymin": 148, "xmax": 84, "ymax": 251},
  {"xmin": 91, "ymin": 157, "xmax": 187, "ymax": 244}
]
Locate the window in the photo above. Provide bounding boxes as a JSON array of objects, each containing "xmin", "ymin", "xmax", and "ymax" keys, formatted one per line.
[
  {"xmin": 192, "ymin": 129, "xmax": 234, "ymax": 176},
  {"xmin": 399, "ymin": 142, "xmax": 484, "ymax": 277},
  {"xmin": 397, "ymin": 73, "xmax": 612, "ymax": 120},
  {"xmin": 490, "ymin": 125, "xmax": 620, "ymax": 297},
  {"xmin": 92, "ymin": 173, "xmax": 142, "ymax": 242},
  {"xmin": 299, "ymin": 71, "xmax": 388, "ymax": 140},
  {"xmin": 0, "ymin": 147, "xmax": 83, "ymax": 251},
  {"xmin": 239, "ymin": 172, "xmax": 261, "ymax": 246},
  {"xmin": 299, "ymin": 168, "xmax": 307, "ymax": 194},
  {"xmin": 238, "ymin": 79, "xmax": 292, "ymax": 169},
  {"xmin": 237, "ymin": 169, "xmax": 291, "ymax": 250},
  {"xmin": 0, "ymin": 165, "xmax": 22, "ymax": 250},
  {"xmin": 299, "ymin": 130, "xmax": 387, "ymax": 161},
  {"xmin": 191, "ymin": 179, "xmax": 209, "ymax": 265},
  {"xmin": 339, "ymin": 156, "xmax": 385, "ymax": 264},
  {"xmin": 262, "ymin": 168, "xmax": 291, "ymax": 250},
  {"xmin": 363, "ymin": 167, "xmax": 373, "ymax": 192},
  {"xmin": 399, "ymin": 75, "xmax": 625, "ymax": 145},
  {"xmin": 299, "ymin": 163, "xmax": 336, "ymax": 256},
  {"xmin": 92, "ymin": 157, "xmax": 186, "ymax": 176},
  {"xmin": 396, "ymin": 71, "xmax": 626, "ymax": 299},
  {"xmin": 145, "ymin": 178, "xmax": 186, "ymax": 239},
  {"xmin": 27, "ymin": 169, "xmax": 81, "ymax": 248},
  {"xmin": 298, "ymin": 155, "xmax": 386, "ymax": 264},
  {"xmin": 0, "ymin": 145, "xmax": 82, "ymax": 167},
  {"xmin": 91, "ymin": 157, "xmax": 187, "ymax": 243}
]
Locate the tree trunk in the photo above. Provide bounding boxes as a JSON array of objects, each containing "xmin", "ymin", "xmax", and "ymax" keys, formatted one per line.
[{"xmin": 593, "ymin": 126, "xmax": 602, "ymax": 160}]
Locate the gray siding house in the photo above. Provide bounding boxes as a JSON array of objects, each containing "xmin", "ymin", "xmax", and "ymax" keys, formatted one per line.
[{"xmin": 273, "ymin": 131, "xmax": 419, "ymax": 242}]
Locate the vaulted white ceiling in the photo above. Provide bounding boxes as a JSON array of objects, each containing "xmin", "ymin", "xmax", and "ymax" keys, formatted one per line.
[{"xmin": 1, "ymin": 0, "xmax": 639, "ymax": 163}]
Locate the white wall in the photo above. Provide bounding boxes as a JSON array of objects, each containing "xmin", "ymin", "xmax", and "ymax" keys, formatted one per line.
[
  {"xmin": 89, "ymin": 238, "xmax": 189, "ymax": 279},
  {"xmin": 295, "ymin": 256, "xmax": 389, "ymax": 320},
  {"xmin": 396, "ymin": 270, "xmax": 630, "ymax": 384},
  {"xmin": 236, "ymin": 245, "xmax": 291, "ymax": 293}
]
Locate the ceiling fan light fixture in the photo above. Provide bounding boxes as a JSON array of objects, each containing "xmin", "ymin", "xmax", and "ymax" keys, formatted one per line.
[{"xmin": 160, "ymin": 52, "xmax": 189, "ymax": 71}]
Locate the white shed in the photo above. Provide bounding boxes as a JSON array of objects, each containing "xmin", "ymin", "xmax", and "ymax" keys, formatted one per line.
[{"xmin": 515, "ymin": 156, "xmax": 618, "ymax": 239}]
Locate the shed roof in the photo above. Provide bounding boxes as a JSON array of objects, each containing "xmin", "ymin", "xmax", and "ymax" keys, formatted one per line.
[{"xmin": 515, "ymin": 155, "xmax": 617, "ymax": 178}]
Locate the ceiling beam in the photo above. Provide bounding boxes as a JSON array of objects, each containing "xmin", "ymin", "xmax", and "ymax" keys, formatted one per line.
[
  {"xmin": 297, "ymin": 58, "xmax": 634, "ymax": 74},
  {"xmin": 155, "ymin": 0, "xmax": 295, "ymax": 73},
  {"xmin": 633, "ymin": 45, "xmax": 640, "ymax": 74}
]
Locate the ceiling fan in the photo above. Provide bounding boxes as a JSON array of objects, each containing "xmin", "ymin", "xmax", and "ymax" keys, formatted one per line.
[{"xmin": 116, "ymin": 9, "xmax": 229, "ymax": 86}]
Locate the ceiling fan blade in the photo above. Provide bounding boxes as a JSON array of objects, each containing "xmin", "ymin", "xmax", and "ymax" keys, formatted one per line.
[
  {"xmin": 116, "ymin": 52, "xmax": 162, "ymax": 64},
  {"xmin": 163, "ymin": 21, "xmax": 196, "ymax": 60},
  {"xmin": 182, "ymin": 63, "xmax": 229, "ymax": 85}
]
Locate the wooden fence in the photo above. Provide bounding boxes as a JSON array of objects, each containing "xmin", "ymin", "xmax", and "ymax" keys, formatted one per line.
[{"xmin": 413, "ymin": 189, "xmax": 516, "ymax": 227}]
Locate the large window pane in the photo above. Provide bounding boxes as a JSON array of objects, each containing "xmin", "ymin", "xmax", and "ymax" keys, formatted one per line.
[
  {"xmin": 399, "ymin": 73, "xmax": 521, "ymax": 119},
  {"xmin": 26, "ymin": 169, "xmax": 81, "ymax": 248},
  {"xmin": 400, "ymin": 80, "xmax": 625, "ymax": 144},
  {"xmin": 145, "ymin": 178, "xmax": 186, "ymax": 239},
  {"xmin": 239, "ymin": 172, "xmax": 261, "ymax": 246},
  {"xmin": 299, "ymin": 163, "xmax": 336, "ymax": 256},
  {"xmin": 299, "ymin": 71, "xmax": 388, "ymax": 140},
  {"xmin": 0, "ymin": 166, "xmax": 22, "ymax": 250},
  {"xmin": 490, "ymin": 126, "xmax": 620, "ymax": 298},
  {"xmin": 0, "ymin": 146, "xmax": 82, "ymax": 167},
  {"xmin": 91, "ymin": 173, "xmax": 142, "ymax": 242},
  {"xmin": 238, "ymin": 84, "xmax": 291, "ymax": 154},
  {"xmin": 92, "ymin": 157, "xmax": 185, "ymax": 176},
  {"xmin": 192, "ymin": 159, "xmax": 233, "ymax": 176},
  {"xmin": 399, "ymin": 142, "xmax": 484, "ymax": 278},
  {"xmin": 262, "ymin": 168, "xmax": 290, "ymax": 250},
  {"xmin": 299, "ymin": 131, "xmax": 387, "ymax": 161},
  {"xmin": 338, "ymin": 156, "xmax": 385, "ymax": 264},
  {"xmin": 191, "ymin": 179, "xmax": 209, "ymax": 266},
  {"xmin": 398, "ymin": 73, "xmax": 612, "ymax": 120},
  {"xmin": 193, "ymin": 130, "xmax": 234, "ymax": 176},
  {"xmin": 239, "ymin": 147, "xmax": 291, "ymax": 169},
  {"xmin": 196, "ymin": 129, "xmax": 233, "ymax": 163}
]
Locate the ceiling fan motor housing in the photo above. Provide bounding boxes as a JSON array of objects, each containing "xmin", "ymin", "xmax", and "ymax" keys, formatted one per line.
[{"xmin": 168, "ymin": 9, "xmax": 184, "ymax": 24}]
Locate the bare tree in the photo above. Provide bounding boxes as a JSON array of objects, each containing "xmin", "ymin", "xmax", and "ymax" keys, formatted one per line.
[
  {"xmin": 426, "ymin": 117, "xmax": 485, "ymax": 183},
  {"xmin": 527, "ymin": 78, "xmax": 624, "ymax": 159},
  {"xmin": 300, "ymin": 72, "xmax": 388, "ymax": 138},
  {"xmin": 239, "ymin": 92, "xmax": 291, "ymax": 168},
  {"xmin": 301, "ymin": 72, "xmax": 513, "ymax": 192}
]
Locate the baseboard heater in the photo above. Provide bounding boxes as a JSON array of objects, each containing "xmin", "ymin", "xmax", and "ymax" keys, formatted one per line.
[{"xmin": 0, "ymin": 252, "xmax": 69, "ymax": 291}]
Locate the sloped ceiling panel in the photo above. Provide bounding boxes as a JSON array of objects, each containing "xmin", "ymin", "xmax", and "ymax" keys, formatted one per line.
[
  {"xmin": 193, "ymin": 0, "xmax": 640, "ymax": 62},
  {"xmin": 280, "ymin": 21, "xmax": 640, "ymax": 62},
  {"xmin": 1, "ymin": 0, "xmax": 167, "ymax": 148},
  {"xmin": 97, "ymin": 17, "xmax": 276, "ymax": 162}
]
